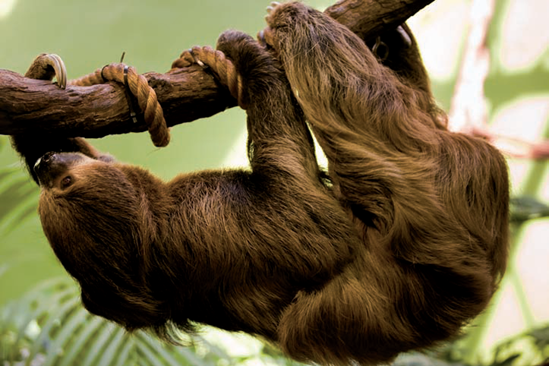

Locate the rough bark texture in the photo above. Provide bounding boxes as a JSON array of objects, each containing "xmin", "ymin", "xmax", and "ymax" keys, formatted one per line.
[
  {"xmin": 0, "ymin": 0, "xmax": 434, "ymax": 138},
  {"xmin": 0, "ymin": 67, "xmax": 235, "ymax": 137},
  {"xmin": 324, "ymin": 0, "xmax": 434, "ymax": 41}
]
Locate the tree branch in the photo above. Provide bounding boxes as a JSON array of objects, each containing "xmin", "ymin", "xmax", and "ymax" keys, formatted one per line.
[
  {"xmin": 324, "ymin": 0, "xmax": 434, "ymax": 41},
  {"xmin": 0, "ymin": 0, "xmax": 434, "ymax": 138},
  {"xmin": 0, "ymin": 67, "xmax": 236, "ymax": 137}
]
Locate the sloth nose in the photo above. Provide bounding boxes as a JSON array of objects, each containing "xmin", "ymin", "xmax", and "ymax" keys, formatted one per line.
[
  {"xmin": 34, "ymin": 152, "xmax": 86, "ymax": 188},
  {"xmin": 35, "ymin": 152, "xmax": 56, "ymax": 172},
  {"xmin": 34, "ymin": 152, "xmax": 61, "ymax": 188},
  {"xmin": 35, "ymin": 152, "xmax": 52, "ymax": 171},
  {"xmin": 41, "ymin": 151, "xmax": 54, "ymax": 163}
]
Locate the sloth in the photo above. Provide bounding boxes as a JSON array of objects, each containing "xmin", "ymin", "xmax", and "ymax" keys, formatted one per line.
[{"xmin": 10, "ymin": 2, "xmax": 509, "ymax": 365}]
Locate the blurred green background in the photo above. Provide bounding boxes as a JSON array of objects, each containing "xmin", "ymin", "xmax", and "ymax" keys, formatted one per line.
[{"xmin": 0, "ymin": 0, "xmax": 548, "ymax": 365}]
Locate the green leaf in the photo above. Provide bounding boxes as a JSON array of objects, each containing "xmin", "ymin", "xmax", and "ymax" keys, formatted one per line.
[
  {"xmin": 530, "ymin": 326, "xmax": 549, "ymax": 349},
  {"xmin": 42, "ymin": 307, "xmax": 91, "ymax": 366},
  {"xmin": 510, "ymin": 196, "xmax": 549, "ymax": 223},
  {"xmin": 96, "ymin": 326, "xmax": 127, "ymax": 366},
  {"xmin": 79, "ymin": 321, "xmax": 117, "ymax": 366},
  {"xmin": 0, "ymin": 167, "xmax": 37, "ymax": 233},
  {"xmin": 0, "ymin": 277, "xmax": 301, "ymax": 366},
  {"xmin": 136, "ymin": 336, "xmax": 166, "ymax": 366},
  {"xmin": 56, "ymin": 316, "xmax": 105, "ymax": 366},
  {"xmin": 492, "ymin": 354, "xmax": 521, "ymax": 366},
  {"xmin": 112, "ymin": 335, "xmax": 135, "ymax": 366},
  {"xmin": 16, "ymin": 286, "xmax": 75, "ymax": 346},
  {"xmin": 25, "ymin": 295, "xmax": 81, "ymax": 365}
]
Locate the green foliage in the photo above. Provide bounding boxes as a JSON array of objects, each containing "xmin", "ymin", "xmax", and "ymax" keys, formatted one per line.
[
  {"xmin": 1, "ymin": 272, "xmax": 547, "ymax": 366},
  {"xmin": 0, "ymin": 140, "xmax": 38, "ymax": 235},
  {"xmin": 439, "ymin": 323, "xmax": 549, "ymax": 366},
  {"xmin": 510, "ymin": 196, "xmax": 549, "ymax": 223},
  {"xmin": 488, "ymin": 324, "xmax": 549, "ymax": 366},
  {"xmin": 0, "ymin": 167, "xmax": 38, "ymax": 234},
  {"xmin": 391, "ymin": 353, "xmax": 463, "ymax": 366},
  {"xmin": 0, "ymin": 277, "xmax": 234, "ymax": 366}
]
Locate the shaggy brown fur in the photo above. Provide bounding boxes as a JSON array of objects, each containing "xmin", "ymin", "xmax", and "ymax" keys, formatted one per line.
[
  {"xmin": 10, "ymin": 2, "xmax": 509, "ymax": 365},
  {"xmin": 260, "ymin": 3, "xmax": 509, "ymax": 364}
]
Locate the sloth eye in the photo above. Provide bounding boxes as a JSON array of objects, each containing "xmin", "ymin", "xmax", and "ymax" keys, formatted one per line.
[{"xmin": 61, "ymin": 176, "xmax": 72, "ymax": 188}]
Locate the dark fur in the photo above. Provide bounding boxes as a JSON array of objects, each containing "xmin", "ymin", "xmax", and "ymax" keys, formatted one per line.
[{"xmin": 10, "ymin": 2, "xmax": 509, "ymax": 365}]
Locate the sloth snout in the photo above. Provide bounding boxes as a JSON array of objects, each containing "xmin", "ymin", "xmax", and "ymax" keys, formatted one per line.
[{"xmin": 34, "ymin": 152, "xmax": 84, "ymax": 188}]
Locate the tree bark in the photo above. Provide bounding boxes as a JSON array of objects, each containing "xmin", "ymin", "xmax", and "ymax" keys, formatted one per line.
[
  {"xmin": 0, "ymin": 0, "xmax": 434, "ymax": 138},
  {"xmin": 324, "ymin": 0, "xmax": 433, "ymax": 41}
]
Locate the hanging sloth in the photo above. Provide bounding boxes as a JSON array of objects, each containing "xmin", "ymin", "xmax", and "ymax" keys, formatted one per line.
[{"xmin": 10, "ymin": 2, "xmax": 509, "ymax": 365}]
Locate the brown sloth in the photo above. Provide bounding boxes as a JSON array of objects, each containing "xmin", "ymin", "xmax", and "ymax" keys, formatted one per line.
[{"xmin": 10, "ymin": 2, "xmax": 509, "ymax": 365}]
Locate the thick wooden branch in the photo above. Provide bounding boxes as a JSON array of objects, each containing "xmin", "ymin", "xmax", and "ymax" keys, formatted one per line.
[
  {"xmin": 0, "ymin": 0, "xmax": 434, "ymax": 138},
  {"xmin": 0, "ymin": 67, "xmax": 236, "ymax": 137},
  {"xmin": 324, "ymin": 0, "xmax": 434, "ymax": 41}
]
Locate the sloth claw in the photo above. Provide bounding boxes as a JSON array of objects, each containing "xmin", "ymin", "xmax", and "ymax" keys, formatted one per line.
[
  {"xmin": 266, "ymin": 1, "xmax": 280, "ymax": 14},
  {"xmin": 25, "ymin": 53, "xmax": 67, "ymax": 89}
]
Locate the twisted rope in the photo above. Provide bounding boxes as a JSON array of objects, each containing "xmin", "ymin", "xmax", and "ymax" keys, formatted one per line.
[
  {"xmin": 171, "ymin": 46, "xmax": 246, "ymax": 109},
  {"xmin": 70, "ymin": 63, "xmax": 170, "ymax": 147},
  {"xmin": 26, "ymin": 54, "xmax": 169, "ymax": 147},
  {"xmin": 25, "ymin": 48, "xmax": 240, "ymax": 147}
]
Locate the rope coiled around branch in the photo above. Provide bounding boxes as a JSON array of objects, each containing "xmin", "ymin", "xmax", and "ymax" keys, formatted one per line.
[
  {"xmin": 24, "ymin": 47, "xmax": 243, "ymax": 147},
  {"xmin": 25, "ymin": 53, "xmax": 170, "ymax": 148},
  {"xmin": 70, "ymin": 63, "xmax": 170, "ymax": 148}
]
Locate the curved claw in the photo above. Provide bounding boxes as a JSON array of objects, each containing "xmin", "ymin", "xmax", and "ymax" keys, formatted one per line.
[
  {"xmin": 176, "ymin": 48, "xmax": 208, "ymax": 69},
  {"xmin": 189, "ymin": 47, "xmax": 206, "ymax": 67},
  {"xmin": 257, "ymin": 30, "xmax": 266, "ymax": 46},
  {"xmin": 25, "ymin": 53, "xmax": 67, "ymax": 89},
  {"xmin": 47, "ymin": 54, "xmax": 67, "ymax": 89},
  {"xmin": 263, "ymin": 1, "xmax": 281, "ymax": 45},
  {"xmin": 396, "ymin": 25, "xmax": 412, "ymax": 47},
  {"xmin": 257, "ymin": 27, "xmax": 275, "ymax": 48},
  {"xmin": 266, "ymin": 1, "xmax": 280, "ymax": 14}
]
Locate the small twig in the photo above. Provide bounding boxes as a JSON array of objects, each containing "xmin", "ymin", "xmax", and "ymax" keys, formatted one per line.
[
  {"xmin": 482, "ymin": 128, "xmax": 549, "ymax": 160},
  {"xmin": 448, "ymin": 0, "xmax": 549, "ymax": 160},
  {"xmin": 448, "ymin": 0, "xmax": 493, "ymax": 134}
]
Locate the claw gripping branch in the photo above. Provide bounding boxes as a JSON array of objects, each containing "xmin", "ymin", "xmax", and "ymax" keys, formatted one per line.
[
  {"xmin": 172, "ymin": 46, "xmax": 246, "ymax": 109},
  {"xmin": 1, "ymin": 0, "xmax": 438, "ymax": 139},
  {"xmin": 24, "ymin": 47, "xmax": 245, "ymax": 149},
  {"xmin": 25, "ymin": 53, "xmax": 170, "ymax": 147}
]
